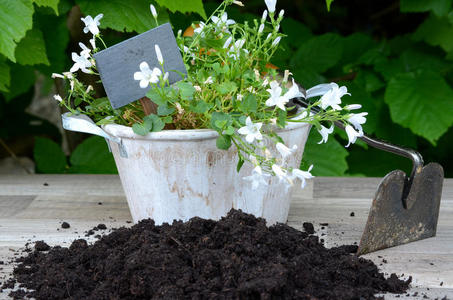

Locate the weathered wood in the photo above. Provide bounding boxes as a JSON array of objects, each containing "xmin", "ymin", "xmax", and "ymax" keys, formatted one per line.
[{"xmin": 0, "ymin": 175, "xmax": 452, "ymax": 299}]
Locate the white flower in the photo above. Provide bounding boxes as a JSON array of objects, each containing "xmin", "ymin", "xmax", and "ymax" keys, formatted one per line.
[
  {"xmin": 237, "ymin": 93, "xmax": 243, "ymax": 101},
  {"xmin": 261, "ymin": 10, "xmax": 268, "ymax": 22},
  {"xmin": 134, "ymin": 61, "xmax": 162, "ymax": 88},
  {"xmin": 238, "ymin": 116, "xmax": 263, "ymax": 143},
  {"xmin": 155, "ymin": 44, "xmax": 163, "ymax": 64},
  {"xmin": 81, "ymin": 14, "xmax": 103, "ymax": 36},
  {"xmin": 270, "ymin": 118, "xmax": 277, "ymax": 125},
  {"xmin": 243, "ymin": 166, "xmax": 269, "ymax": 190},
  {"xmin": 63, "ymin": 72, "xmax": 73, "ymax": 79},
  {"xmin": 258, "ymin": 24, "xmax": 264, "ymax": 34},
  {"xmin": 262, "ymin": 77, "xmax": 269, "ymax": 86},
  {"xmin": 223, "ymin": 36, "xmax": 233, "ymax": 49},
  {"xmin": 212, "ymin": 12, "xmax": 235, "ymax": 31},
  {"xmin": 266, "ymin": 33, "xmax": 272, "ymax": 41},
  {"xmin": 204, "ymin": 76, "xmax": 213, "ymax": 84},
  {"xmin": 272, "ymin": 36, "xmax": 281, "ymax": 47},
  {"xmin": 305, "ymin": 82, "xmax": 336, "ymax": 98},
  {"xmin": 266, "ymin": 80, "xmax": 284, "ymax": 109},
  {"xmin": 86, "ymin": 85, "xmax": 93, "ymax": 93},
  {"xmin": 51, "ymin": 73, "xmax": 64, "ymax": 79},
  {"xmin": 163, "ymin": 72, "xmax": 169, "ymax": 82},
  {"xmin": 347, "ymin": 112, "xmax": 368, "ymax": 132},
  {"xmin": 227, "ymin": 39, "xmax": 246, "ymax": 60},
  {"xmin": 264, "ymin": 0, "xmax": 277, "ymax": 13},
  {"xmin": 265, "ymin": 78, "xmax": 303, "ymax": 111},
  {"xmin": 317, "ymin": 125, "xmax": 334, "ymax": 144},
  {"xmin": 79, "ymin": 42, "xmax": 91, "ymax": 58},
  {"xmin": 53, "ymin": 94, "xmax": 63, "ymax": 102},
  {"xmin": 193, "ymin": 22, "xmax": 206, "ymax": 36},
  {"xmin": 345, "ymin": 124, "xmax": 363, "ymax": 147},
  {"xmin": 194, "ymin": 85, "xmax": 202, "ymax": 92},
  {"xmin": 272, "ymin": 164, "xmax": 287, "ymax": 181},
  {"xmin": 292, "ymin": 165, "xmax": 314, "ymax": 189},
  {"xmin": 278, "ymin": 9, "xmax": 284, "ymax": 18},
  {"xmin": 150, "ymin": 4, "xmax": 158, "ymax": 18},
  {"xmin": 70, "ymin": 80, "xmax": 74, "ymax": 91},
  {"xmin": 89, "ymin": 37, "xmax": 96, "ymax": 49},
  {"xmin": 70, "ymin": 52, "xmax": 92, "ymax": 73},
  {"xmin": 319, "ymin": 83, "xmax": 349, "ymax": 110},
  {"xmin": 183, "ymin": 45, "xmax": 189, "ymax": 53},
  {"xmin": 276, "ymin": 143, "xmax": 297, "ymax": 159},
  {"xmin": 344, "ymin": 104, "xmax": 362, "ymax": 110},
  {"xmin": 233, "ymin": 0, "xmax": 244, "ymax": 6}
]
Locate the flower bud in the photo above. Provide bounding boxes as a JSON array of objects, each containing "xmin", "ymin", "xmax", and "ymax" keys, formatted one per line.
[{"xmin": 150, "ymin": 4, "xmax": 158, "ymax": 18}]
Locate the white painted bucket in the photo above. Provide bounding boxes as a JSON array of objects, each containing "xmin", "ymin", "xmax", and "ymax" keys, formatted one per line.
[{"xmin": 102, "ymin": 121, "xmax": 311, "ymax": 225}]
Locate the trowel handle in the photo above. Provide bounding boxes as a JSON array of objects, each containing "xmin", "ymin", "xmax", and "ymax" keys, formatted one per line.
[{"xmin": 292, "ymin": 98, "xmax": 424, "ymax": 180}]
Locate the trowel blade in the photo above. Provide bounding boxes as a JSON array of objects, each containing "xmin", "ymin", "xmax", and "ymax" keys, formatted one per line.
[{"xmin": 357, "ymin": 163, "xmax": 443, "ymax": 255}]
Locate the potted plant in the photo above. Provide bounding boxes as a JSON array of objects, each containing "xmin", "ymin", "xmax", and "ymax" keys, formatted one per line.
[{"xmin": 54, "ymin": 0, "xmax": 367, "ymax": 225}]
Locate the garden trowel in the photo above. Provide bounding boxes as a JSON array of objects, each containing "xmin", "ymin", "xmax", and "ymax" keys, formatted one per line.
[{"xmin": 292, "ymin": 97, "xmax": 444, "ymax": 255}]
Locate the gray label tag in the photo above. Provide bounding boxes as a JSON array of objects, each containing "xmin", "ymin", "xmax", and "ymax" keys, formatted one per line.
[{"xmin": 94, "ymin": 23, "xmax": 187, "ymax": 109}]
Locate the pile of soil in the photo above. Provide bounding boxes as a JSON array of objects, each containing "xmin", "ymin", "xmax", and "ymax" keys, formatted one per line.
[{"xmin": 3, "ymin": 210, "xmax": 410, "ymax": 299}]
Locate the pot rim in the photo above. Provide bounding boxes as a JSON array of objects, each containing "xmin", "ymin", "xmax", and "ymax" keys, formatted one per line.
[{"xmin": 103, "ymin": 115, "xmax": 311, "ymax": 141}]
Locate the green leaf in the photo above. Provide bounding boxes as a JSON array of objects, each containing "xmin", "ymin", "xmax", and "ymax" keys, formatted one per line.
[
  {"xmin": 290, "ymin": 33, "xmax": 343, "ymax": 73},
  {"xmin": 34, "ymin": 137, "xmax": 66, "ymax": 173},
  {"xmin": 216, "ymin": 81, "xmax": 237, "ymax": 95},
  {"xmin": 33, "ymin": 0, "xmax": 59, "ymax": 15},
  {"xmin": 353, "ymin": 69, "xmax": 385, "ymax": 93},
  {"xmin": 146, "ymin": 88, "xmax": 165, "ymax": 105},
  {"xmin": 325, "ymin": 0, "xmax": 334, "ymax": 11},
  {"xmin": 236, "ymin": 156, "xmax": 245, "ymax": 172},
  {"xmin": 157, "ymin": 105, "xmax": 175, "ymax": 116},
  {"xmin": 340, "ymin": 33, "xmax": 376, "ymax": 65},
  {"xmin": 384, "ymin": 70, "xmax": 453, "ymax": 144},
  {"xmin": 400, "ymin": 0, "xmax": 452, "ymax": 17},
  {"xmin": 15, "ymin": 28, "xmax": 50, "ymax": 66},
  {"xmin": 280, "ymin": 18, "xmax": 312, "ymax": 48},
  {"xmin": 0, "ymin": 59, "xmax": 11, "ymax": 92},
  {"xmin": 277, "ymin": 109, "xmax": 287, "ymax": 128},
  {"xmin": 69, "ymin": 136, "xmax": 117, "ymax": 174},
  {"xmin": 76, "ymin": 0, "xmax": 169, "ymax": 33},
  {"xmin": 216, "ymin": 135, "xmax": 231, "ymax": 150},
  {"xmin": 0, "ymin": 0, "xmax": 34, "ymax": 61},
  {"xmin": 35, "ymin": 13, "xmax": 70, "ymax": 74},
  {"xmin": 301, "ymin": 133, "xmax": 349, "ymax": 176},
  {"xmin": 190, "ymin": 100, "xmax": 210, "ymax": 113},
  {"xmin": 177, "ymin": 81, "xmax": 196, "ymax": 100},
  {"xmin": 4, "ymin": 64, "xmax": 36, "ymax": 101},
  {"xmin": 211, "ymin": 112, "xmax": 231, "ymax": 132},
  {"xmin": 144, "ymin": 114, "xmax": 165, "ymax": 132},
  {"xmin": 413, "ymin": 15, "xmax": 453, "ymax": 52},
  {"xmin": 155, "ymin": 0, "xmax": 206, "ymax": 19},
  {"xmin": 132, "ymin": 123, "xmax": 149, "ymax": 135},
  {"xmin": 239, "ymin": 93, "xmax": 257, "ymax": 113}
]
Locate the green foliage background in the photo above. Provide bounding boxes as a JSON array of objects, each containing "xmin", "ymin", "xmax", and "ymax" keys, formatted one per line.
[{"xmin": 1, "ymin": 0, "xmax": 452, "ymax": 177}]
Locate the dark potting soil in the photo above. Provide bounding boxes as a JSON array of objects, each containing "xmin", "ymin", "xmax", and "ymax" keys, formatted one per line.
[{"xmin": 3, "ymin": 209, "xmax": 410, "ymax": 300}]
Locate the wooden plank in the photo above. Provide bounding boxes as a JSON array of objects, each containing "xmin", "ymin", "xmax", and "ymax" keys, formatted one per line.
[{"xmin": 0, "ymin": 175, "xmax": 452, "ymax": 299}]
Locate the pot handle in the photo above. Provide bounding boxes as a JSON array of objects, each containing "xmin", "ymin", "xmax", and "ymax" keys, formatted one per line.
[{"xmin": 61, "ymin": 112, "xmax": 128, "ymax": 158}]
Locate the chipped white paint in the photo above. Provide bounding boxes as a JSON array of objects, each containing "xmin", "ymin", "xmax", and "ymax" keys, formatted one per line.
[{"xmin": 103, "ymin": 122, "xmax": 311, "ymax": 225}]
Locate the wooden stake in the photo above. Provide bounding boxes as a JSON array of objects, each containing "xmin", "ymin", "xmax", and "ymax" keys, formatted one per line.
[{"xmin": 139, "ymin": 97, "xmax": 158, "ymax": 116}]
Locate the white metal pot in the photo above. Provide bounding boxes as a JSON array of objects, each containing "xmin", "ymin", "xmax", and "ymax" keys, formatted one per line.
[{"xmin": 62, "ymin": 113, "xmax": 311, "ymax": 225}]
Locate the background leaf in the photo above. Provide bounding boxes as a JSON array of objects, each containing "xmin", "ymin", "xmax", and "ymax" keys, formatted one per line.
[
  {"xmin": 301, "ymin": 130, "xmax": 349, "ymax": 176},
  {"xmin": 0, "ymin": 0, "xmax": 34, "ymax": 61},
  {"xmin": 33, "ymin": 137, "xmax": 67, "ymax": 173},
  {"xmin": 76, "ymin": 0, "xmax": 169, "ymax": 33},
  {"xmin": 413, "ymin": 15, "xmax": 453, "ymax": 52},
  {"xmin": 400, "ymin": 0, "xmax": 452, "ymax": 17},
  {"xmin": 32, "ymin": 0, "xmax": 60, "ymax": 15},
  {"xmin": 68, "ymin": 136, "xmax": 117, "ymax": 174},
  {"xmin": 155, "ymin": 0, "xmax": 206, "ymax": 19},
  {"xmin": 14, "ymin": 28, "xmax": 50, "ymax": 66},
  {"xmin": 384, "ymin": 70, "xmax": 453, "ymax": 144},
  {"xmin": 0, "ymin": 59, "xmax": 11, "ymax": 92}
]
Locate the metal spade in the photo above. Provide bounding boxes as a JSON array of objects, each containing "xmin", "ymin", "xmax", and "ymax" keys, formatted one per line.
[{"xmin": 292, "ymin": 97, "xmax": 444, "ymax": 255}]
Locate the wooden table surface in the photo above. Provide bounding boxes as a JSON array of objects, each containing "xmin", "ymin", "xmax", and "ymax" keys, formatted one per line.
[{"xmin": 0, "ymin": 175, "xmax": 452, "ymax": 299}]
